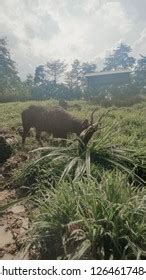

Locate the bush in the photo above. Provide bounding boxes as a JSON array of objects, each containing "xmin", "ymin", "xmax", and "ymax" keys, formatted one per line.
[
  {"xmin": 86, "ymin": 84, "xmax": 144, "ymax": 107},
  {"xmin": 32, "ymin": 82, "xmax": 82, "ymax": 101}
]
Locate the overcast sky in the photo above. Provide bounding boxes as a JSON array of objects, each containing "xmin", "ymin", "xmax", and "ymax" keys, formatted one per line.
[{"xmin": 0, "ymin": 0, "xmax": 146, "ymax": 79}]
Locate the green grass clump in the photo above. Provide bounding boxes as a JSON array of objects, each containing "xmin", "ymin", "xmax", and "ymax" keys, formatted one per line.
[
  {"xmin": 16, "ymin": 123, "xmax": 145, "ymax": 191},
  {"xmin": 28, "ymin": 171, "xmax": 145, "ymax": 260}
]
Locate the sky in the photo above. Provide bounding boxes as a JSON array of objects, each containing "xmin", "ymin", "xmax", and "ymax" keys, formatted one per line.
[{"xmin": 0, "ymin": 0, "xmax": 146, "ymax": 79}]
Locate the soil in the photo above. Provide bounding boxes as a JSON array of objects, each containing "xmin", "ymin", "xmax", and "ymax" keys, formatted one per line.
[
  {"xmin": 0, "ymin": 132, "xmax": 30, "ymax": 260},
  {"xmin": 0, "ymin": 193, "xmax": 29, "ymax": 260},
  {"xmin": 0, "ymin": 127, "xmax": 49, "ymax": 260}
]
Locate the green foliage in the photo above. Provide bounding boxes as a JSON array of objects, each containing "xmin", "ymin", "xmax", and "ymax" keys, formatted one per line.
[
  {"xmin": 0, "ymin": 38, "xmax": 18, "ymax": 79},
  {"xmin": 15, "ymin": 147, "xmax": 69, "ymax": 192},
  {"xmin": 22, "ymin": 74, "xmax": 34, "ymax": 101},
  {"xmin": 46, "ymin": 60, "xmax": 67, "ymax": 84},
  {"xmin": 87, "ymin": 84, "xmax": 144, "ymax": 107},
  {"xmin": 16, "ymin": 120, "xmax": 145, "ymax": 193},
  {"xmin": 29, "ymin": 173, "xmax": 145, "ymax": 259},
  {"xmin": 2, "ymin": 38, "xmax": 144, "ymax": 104},
  {"xmin": 1, "ymin": 38, "xmax": 145, "ymax": 104},
  {"xmin": 0, "ymin": 37, "xmax": 30, "ymax": 102},
  {"xmin": 66, "ymin": 59, "xmax": 82, "ymax": 89},
  {"xmin": 31, "ymin": 81, "xmax": 82, "ymax": 100},
  {"xmin": 65, "ymin": 60, "xmax": 97, "ymax": 91},
  {"xmin": 25, "ymin": 74, "xmax": 34, "ymax": 87},
  {"xmin": 132, "ymin": 54, "xmax": 146, "ymax": 88},
  {"xmin": 1, "ymin": 100, "xmax": 145, "ymax": 260},
  {"xmin": 34, "ymin": 65, "xmax": 46, "ymax": 85},
  {"xmin": 103, "ymin": 43, "xmax": 135, "ymax": 71}
]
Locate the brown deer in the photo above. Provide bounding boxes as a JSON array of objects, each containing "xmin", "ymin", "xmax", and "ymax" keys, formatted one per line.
[{"xmin": 21, "ymin": 105, "xmax": 95, "ymax": 145}]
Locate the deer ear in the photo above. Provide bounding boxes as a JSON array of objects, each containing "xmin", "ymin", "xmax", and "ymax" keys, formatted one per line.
[{"xmin": 82, "ymin": 119, "xmax": 89, "ymax": 129}]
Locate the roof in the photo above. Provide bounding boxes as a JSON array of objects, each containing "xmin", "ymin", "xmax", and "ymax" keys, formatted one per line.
[{"xmin": 85, "ymin": 70, "xmax": 131, "ymax": 77}]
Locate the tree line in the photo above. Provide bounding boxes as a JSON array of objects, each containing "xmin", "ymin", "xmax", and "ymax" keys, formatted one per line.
[{"xmin": 0, "ymin": 37, "xmax": 146, "ymax": 102}]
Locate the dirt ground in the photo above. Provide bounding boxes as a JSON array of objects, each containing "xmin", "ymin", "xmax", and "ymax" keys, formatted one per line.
[{"xmin": 0, "ymin": 132, "xmax": 30, "ymax": 260}]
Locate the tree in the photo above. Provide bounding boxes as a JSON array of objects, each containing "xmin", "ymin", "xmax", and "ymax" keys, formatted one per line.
[
  {"xmin": 133, "ymin": 54, "xmax": 146, "ymax": 88},
  {"xmin": 65, "ymin": 60, "xmax": 97, "ymax": 92},
  {"xmin": 80, "ymin": 62, "xmax": 97, "ymax": 90},
  {"xmin": 0, "ymin": 37, "xmax": 21, "ymax": 101},
  {"xmin": 65, "ymin": 71, "xmax": 75, "ymax": 90},
  {"xmin": 65, "ymin": 59, "xmax": 82, "ymax": 89},
  {"xmin": 65, "ymin": 60, "xmax": 97, "ymax": 90},
  {"xmin": 0, "ymin": 38, "xmax": 18, "ymax": 78},
  {"xmin": 81, "ymin": 62, "xmax": 97, "ymax": 75},
  {"xmin": 22, "ymin": 74, "xmax": 34, "ymax": 100},
  {"xmin": 46, "ymin": 60, "xmax": 67, "ymax": 84},
  {"xmin": 103, "ymin": 43, "xmax": 135, "ymax": 71},
  {"xmin": 25, "ymin": 73, "xmax": 34, "ymax": 87},
  {"xmin": 34, "ymin": 65, "xmax": 46, "ymax": 85}
]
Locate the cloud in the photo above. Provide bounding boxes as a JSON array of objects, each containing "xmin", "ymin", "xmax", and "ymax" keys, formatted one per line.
[
  {"xmin": 120, "ymin": 0, "xmax": 146, "ymax": 23},
  {"xmin": 134, "ymin": 28, "xmax": 146, "ymax": 56},
  {"xmin": 0, "ymin": 0, "xmax": 145, "ymax": 79},
  {"xmin": 25, "ymin": 13, "xmax": 60, "ymax": 40}
]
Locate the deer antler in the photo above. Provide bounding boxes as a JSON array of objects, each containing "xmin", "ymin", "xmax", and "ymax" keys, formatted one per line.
[
  {"xmin": 90, "ymin": 107, "xmax": 99, "ymax": 125},
  {"xmin": 79, "ymin": 109, "xmax": 112, "ymax": 149},
  {"xmin": 90, "ymin": 108, "xmax": 112, "ymax": 126}
]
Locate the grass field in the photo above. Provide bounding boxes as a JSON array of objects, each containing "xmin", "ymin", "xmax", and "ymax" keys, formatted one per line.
[{"xmin": 0, "ymin": 100, "xmax": 146, "ymax": 260}]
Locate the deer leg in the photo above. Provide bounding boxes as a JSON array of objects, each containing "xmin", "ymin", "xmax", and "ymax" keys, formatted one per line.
[
  {"xmin": 36, "ymin": 130, "xmax": 43, "ymax": 146},
  {"xmin": 22, "ymin": 127, "xmax": 30, "ymax": 145}
]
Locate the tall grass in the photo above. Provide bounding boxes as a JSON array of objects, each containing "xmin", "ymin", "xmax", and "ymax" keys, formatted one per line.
[{"xmin": 28, "ymin": 171, "xmax": 145, "ymax": 260}]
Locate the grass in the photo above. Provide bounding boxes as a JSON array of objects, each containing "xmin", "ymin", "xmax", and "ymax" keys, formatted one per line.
[
  {"xmin": 28, "ymin": 172, "xmax": 145, "ymax": 260},
  {"xmin": 15, "ymin": 120, "xmax": 145, "ymax": 189},
  {"xmin": 0, "ymin": 99, "xmax": 146, "ymax": 260}
]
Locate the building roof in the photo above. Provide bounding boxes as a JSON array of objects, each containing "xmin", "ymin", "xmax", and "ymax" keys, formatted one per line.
[{"xmin": 85, "ymin": 69, "xmax": 131, "ymax": 77}]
